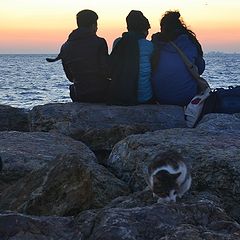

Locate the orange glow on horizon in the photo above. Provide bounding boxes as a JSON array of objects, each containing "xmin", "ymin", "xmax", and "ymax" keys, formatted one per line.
[
  {"xmin": 1, "ymin": 25, "xmax": 240, "ymax": 54},
  {"xmin": 0, "ymin": 0, "xmax": 239, "ymax": 53}
]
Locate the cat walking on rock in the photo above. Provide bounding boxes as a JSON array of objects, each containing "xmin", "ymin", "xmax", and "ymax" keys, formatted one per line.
[{"xmin": 146, "ymin": 150, "xmax": 191, "ymax": 203}]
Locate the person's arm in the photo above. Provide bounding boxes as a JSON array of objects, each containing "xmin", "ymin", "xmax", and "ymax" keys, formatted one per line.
[
  {"xmin": 99, "ymin": 39, "xmax": 110, "ymax": 78},
  {"xmin": 112, "ymin": 37, "xmax": 122, "ymax": 50},
  {"xmin": 62, "ymin": 61, "xmax": 74, "ymax": 82},
  {"xmin": 58, "ymin": 43, "xmax": 74, "ymax": 82},
  {"xmin": 195, "ymin": 56, "xmax": 205, "ymax": 75}
]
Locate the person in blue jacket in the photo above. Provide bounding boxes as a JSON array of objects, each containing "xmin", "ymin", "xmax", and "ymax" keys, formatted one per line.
[
  {"xmin": 108, "ymin": 10, "xmax": 154, "ymax": 105},
  {"xmin": 151, "ymin": 11, "xmax": 205, "ymax": 106}
]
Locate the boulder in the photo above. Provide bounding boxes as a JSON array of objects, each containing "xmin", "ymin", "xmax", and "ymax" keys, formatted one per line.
[
  {"xmin": 0, "ymin": 154, "xmax": 129, "ymax": 216},
  {"xmin": 29, "ymin": 103, "xmax": 186, "ymax": 151},
  {"xmin": 2, "ymin": 192, "xmax": 239, "ymax": 240},
  {"xmin": 0, "ymin": 131, "xmax": 95, "ymax": 185},
  {"xmin": 0, "ymin": 105, "xmax": 29, "ymax": 131},
  {"xmin": 106, "ymin": 128, "xmax": 240, "ymax": 221},
  {"xmin": 104, "ymin": 188, "xmax": 224, "ymax": 211},
  {"xmin": 0, "ymin": 212, "xmax": 82, "ymax": 240},
  {"xmin": 76, "ymin": 198, "xmax": 240, "ymax": 240},
  {"xmin": 197, "ymin": 113, "xmax": 240, "ymax": 132}
]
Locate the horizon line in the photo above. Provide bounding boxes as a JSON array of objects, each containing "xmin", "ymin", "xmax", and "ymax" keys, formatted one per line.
[{"xmin": 1, "ymin": 51, "xmax": 240, "ymax": 55}]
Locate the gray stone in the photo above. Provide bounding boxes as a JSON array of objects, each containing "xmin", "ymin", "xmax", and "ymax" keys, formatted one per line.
[
  {"xmin": 0, "ymin": 105, "xmax": 29, "ymax": 131},
  {"xmin": 106, "ymin": 128, "xmax": 240, "ymax": 221},
  {"xmin": 29, "ymin": 102, "xmax": 186, "ymax": 151},
  {"xmin": 0, "ymin": 131, "xmax": 95, "ymax": 185},
  {"xmin": 76, "ymin": 198, "xmax": 240, "ymax": 240},
  {"xmin": 0, "ymin": 212, "xmax": 82, "ymax": 240},
  {"xmin": 197, "ymin": 113, "xmax": 240, "ymax": 132},
  {"xmin": 0, "ymin": 154, "xmax": 129, "ymax": 216},
  {"xmin": 104, "ymin": 188, "xmax": 224, "ymax": 211},
  {"xmin": 1, "ymin": 192, "xmax": 239, "ymax": 240}
]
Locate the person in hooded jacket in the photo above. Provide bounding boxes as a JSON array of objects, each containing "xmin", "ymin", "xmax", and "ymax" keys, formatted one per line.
[
  {"xmin": 47, "ymin": 10, "xmax": 109, "ymax": 103},
  {"xmin": 151, "ymin": 11, "xmax": 205, "ymax": 106},
  {"xmin": 108, "ymin": 10, "xmax": 154, "ymax": 105}
]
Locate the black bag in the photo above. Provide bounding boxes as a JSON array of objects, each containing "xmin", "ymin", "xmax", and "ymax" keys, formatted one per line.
[
  {"xmin": 201, "ymin": 86, "xmax": 240, "ymax": 117},
  {"xmin": 214, "ymin": 86, "xmax": 240, "ymax": 114}
]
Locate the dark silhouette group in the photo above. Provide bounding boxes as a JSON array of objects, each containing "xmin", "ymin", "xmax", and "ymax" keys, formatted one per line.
[{"xmin": 47, "ymin": 9, "xmax": 205, "ymax": 107}]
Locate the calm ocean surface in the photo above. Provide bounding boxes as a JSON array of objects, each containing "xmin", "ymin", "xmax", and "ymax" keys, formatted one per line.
[{"xmin": 0, "ymin": 53, "xmax": 239, "ymax": 109}]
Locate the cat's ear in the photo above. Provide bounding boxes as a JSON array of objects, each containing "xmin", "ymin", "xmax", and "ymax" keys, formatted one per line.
[{"xmin": 173, "ymin": 172, "xmax": 181, "ymax": 179}]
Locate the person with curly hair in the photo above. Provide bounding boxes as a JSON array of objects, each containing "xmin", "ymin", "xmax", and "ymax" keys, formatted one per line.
[{"xmin": 151, "ymin": 11, "xmax": 205, "ymax": 106}]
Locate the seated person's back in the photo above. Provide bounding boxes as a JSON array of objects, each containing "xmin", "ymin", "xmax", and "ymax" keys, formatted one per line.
[
  {"xmin": 49, "ymin": 10, "xmax": 109, "ymax": 103},
  {"xmin": 151, "ymin": 11, "xmax": 205, "ymax": 106},
  {"xmin": 108, "ymin": 10, "xmax": 154, "ymax": 105}
]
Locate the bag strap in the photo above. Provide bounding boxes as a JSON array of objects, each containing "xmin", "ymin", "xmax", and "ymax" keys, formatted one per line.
[
  {"xmin": 170, "ymin": 41, "xmax": 201, "ymax": 80},
  {"xmin": 170, "ymin": 41, "xmax": 210, "ymax": 92}
]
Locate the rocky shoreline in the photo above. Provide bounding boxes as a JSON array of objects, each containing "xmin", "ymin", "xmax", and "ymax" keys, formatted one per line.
[{"xmin": 0, "ymin": 103, "xmax": 240, "ymax": 239}]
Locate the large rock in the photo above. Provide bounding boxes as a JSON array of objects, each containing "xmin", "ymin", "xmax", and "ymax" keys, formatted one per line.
[
  {"xmin": 1, "ymin": 193, "xmax": 240, "ymax": 240},
  {"xmin": 106, "ymin": 128, "xmax": 240, "ymax": 221},
  {"xmin": 0, "ymin": 154, "xmax": 129, "ymax": 216},
  {"xmin": 0, "ymin": 131, "xmax": 95, "ymax": 185},
  {"xmin": 0, "ymin": 212, "xmax": 82, "ymax": 240},
  {"xmin": 76, "ymin": 199, "xmax": 240, "ymax": 240},
  {"xmin": 197, "ymin": 113, "xmax": 240, "ymax": 132},
  {"xmin": 0, "ymin": 105, "xmax": 29, "ymax": 131},
  {"xmin": 105, "ymin": 188, "xmax": 224, "ymax": 210},
  {"xmin": 29, "ymin": 103, "xmax": 186, "ymax": 151}
]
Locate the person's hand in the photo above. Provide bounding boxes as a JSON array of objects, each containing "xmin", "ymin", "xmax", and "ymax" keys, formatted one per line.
[
  {"xmin": 46, "ymin": 58, "xmax": 57, "ymax": 62},
  {"xmin": 46, "ymin": 56, "xmax": 61, "ymax": 62}
]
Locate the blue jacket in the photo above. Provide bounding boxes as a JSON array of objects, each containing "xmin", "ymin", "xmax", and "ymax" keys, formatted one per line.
[
  {"xmin": 151, "ymin": 34, "xmax": 205, "ymax": 106},
  {"xmin": 137, "ymin": 39, "xmax": 154, "ymax": 103},
  {"xmin": 112, "ymin": 35, "xmax": 153, "ymax": 104}
]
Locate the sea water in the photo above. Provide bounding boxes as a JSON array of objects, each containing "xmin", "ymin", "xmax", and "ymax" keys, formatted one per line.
[{"xmin": 0, "ymin": 53, "xmax": 239, "ymax": 109}]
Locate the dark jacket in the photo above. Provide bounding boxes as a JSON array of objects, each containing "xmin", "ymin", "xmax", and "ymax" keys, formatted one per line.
[
  {"xmin": 151, "ymin": 33, "xmax": 205, "ymax": 106},
  {"xmin": 108, "ymin": 32, "xmax": 153, "ymax": 105},
  {"xmin": 60, "ymin": 28, "xmax": 109, "ymax": 103}
]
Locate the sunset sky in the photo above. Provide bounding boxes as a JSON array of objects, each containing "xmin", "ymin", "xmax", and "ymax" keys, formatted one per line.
[{"xmin": 0, "ymin": 0, "xmax": 239, "ymax": 54}]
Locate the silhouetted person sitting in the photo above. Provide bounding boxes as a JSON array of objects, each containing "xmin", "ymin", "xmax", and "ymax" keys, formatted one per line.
[
  {"xmin": 108, "ymin": 10, "xmax": 154, "ymax": 105},
  {"xmin": 151, "ymin": 11, "xmax": 205, "ymax": 106},
  {"xmin": 46, "ymin": 10, "xmax": 109, "ymax": 103}
]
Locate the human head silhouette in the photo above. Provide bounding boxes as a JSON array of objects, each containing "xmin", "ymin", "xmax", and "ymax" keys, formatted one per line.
[
  {"xmin": 126, "ymin": 10, "xmax": 150, "ymax": 33},
  {"xmin": 159, "ymin": 10, "xmax": 203, "ymax": 56},
  {"xmin": 76, "ymin": 9, "xmax": 98, "ymax": 28},
  {"xmin": 160, "ymin": 11, "xmax": 183, "ymax": 34}
]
